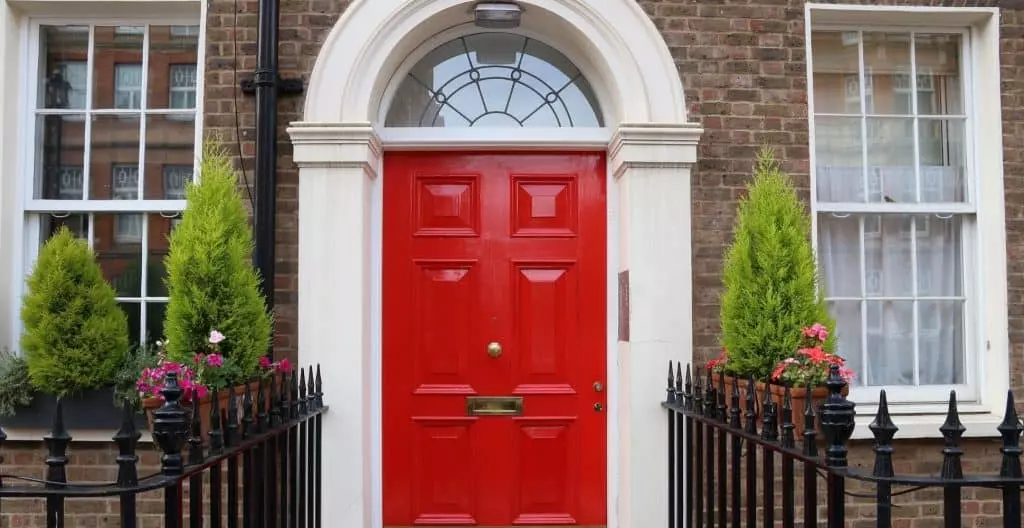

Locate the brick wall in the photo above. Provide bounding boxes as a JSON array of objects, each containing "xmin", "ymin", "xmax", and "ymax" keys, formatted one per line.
[{"xmin": 192, "ymin": 0, "xmax": 1024, "ymax": 524}]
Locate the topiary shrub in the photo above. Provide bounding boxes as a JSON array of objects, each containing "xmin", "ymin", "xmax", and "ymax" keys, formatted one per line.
[
  {"xmin": 719, "ymin": 147, "xmax": 836, "ymax": 381},
  {"xmin": 0, "ymin": 348, "xmax": 33, "ymax": 416},
  {"xmin": 21, "ymin": 226, "xmax": 129, "ymax": 397},
  {"xmin": 163, "ymin": 140, "xmax": 272, "ymax": 376}
]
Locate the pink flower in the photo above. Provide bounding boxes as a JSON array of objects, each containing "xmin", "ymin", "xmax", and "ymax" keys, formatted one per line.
[
  {"xmin": 278, "ymin": 358, "xmax": 292, "ymax": 373},
  {"xmin": 208, "ymin": 330, "xmax": 225, "ymax": 344},
  {"xmin": 259, "ymin": 356, "xmax": 272, "ymax": 369},
  {"xmin": 207, "ymin": 354, "xmax": 224, "ymax": 367},
  {"xmin": 193, "ymin": 353, "xmax": 203, "ymax": 364}
]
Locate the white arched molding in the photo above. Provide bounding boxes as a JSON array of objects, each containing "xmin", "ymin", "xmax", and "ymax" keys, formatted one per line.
[{"xmin": 288, "ymin": 2, "xmax": 703, "ymax": 528}]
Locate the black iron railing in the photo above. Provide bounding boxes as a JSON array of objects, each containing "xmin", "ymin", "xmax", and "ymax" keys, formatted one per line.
[
  {"xmin": 663, "ymin": 362, "xmax": 1024, "ymax": 528},
  {"xmin": 0, "ymin": 365, "xmax": 326, "ymax": 528}
]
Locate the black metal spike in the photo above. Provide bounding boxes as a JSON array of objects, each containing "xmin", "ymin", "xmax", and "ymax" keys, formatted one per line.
[
  {"xmin": 209, "ymin": 389, "xmax": 224, "ymax": 454},
  {"xmin": 675, "ymin": 363, "xmax": 683, "ymax": 404},
  {"xmin": 693, "ymin": 368, "xmax": 704, "ymax": 416},
  {"xmin": 241, "ymin": 381, "xmax": 255, "ymax": 439},
  {"xmin": 279, "ymin": 370, "xmax": 292, "ymax": 421},
  {"xmin": 939, "ymin": 390, "xmax": 966, "ymax": 479},
  {"xmin": 683, "ymin": 365, "xmax": 693, "ymax": 411},
  {"xmin": 43, "ymin": 398, "xmax": 72, "ymax": 489},
  {"xmin": 113, "ymin": 404, "xmax": 140, "ymax": 487},
  {"xmin": 187, "ymin": 387, "xmax": 204, "ymax": 465},
  {"xmin": 744, "ymin": 376, "xmax": 757, "ymax": 434},
  {"xmin": 780, "ymin": 386, "xmax": 795, "ymax": 448},
  {"xmin": 291, "ymin": 368, "xmax": 300, "ymax": 419},
  {"xmin": 803, "ymin": 383, "xmax": 818, "ymax": 457},
  {"xmin": 314, "ymin": 364, "xmax": 324, "ymax": 408},
  {"xmin": 761, "ymin": 382, "xmax": 778, "ymax": 442},
  {"xmin": 257, "ymin": 377, "xmax": 269, "ymax": 431},
  {"xmin": 225, "ymin": 385, "xmax": 239, "ymax": 447},
  {"xmin": 151, "ymin": 372, "xmax": 188, "ymax": 476},
  {"xmin": 703, "ymin": 368, "xmax": 715, "ymax": 418},
  {"xmin": 299, "ymin": 368, "xmax": 308, "ymax": 415},
  {"xmin": 869, "ymin": 390, "xmax": 898, "ymax": 478},
  {"xmin": 820, "ymin": 364, "xmax": 856, "ymax": 468},
  {"xmin": 998, "ymin": 390, "xmax": 1023, "ymax": 478},
  {"xmin": 716, "ymin": 372, "xmax": 727, "ymax": 423},
  {"xmin": 728, "ymin": 375, "xmax": 741, "ymax": 428},
  {"xmin": 666, "ymin": 362, "xmax": 677, "ymax": 405},
  {"xmin": 270, "ymin": 372, "xmax": 282, "ymax": 427},
  {"xmin": 308, "ymin": 365, "xmax": 316, "ymax": 411}
]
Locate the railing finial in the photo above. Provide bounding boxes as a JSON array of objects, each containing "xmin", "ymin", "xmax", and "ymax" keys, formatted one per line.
[
  {"xmin": 241, "ymin": 380, "xmax": 255, "ymax": 439},
  {"xmin": 803, "ymin": 383, "xmax": 818, "ymax": 457},
  {"xmin": 716, "ymin": 372, "xmax": 727, "ymax": 423},
  {"xmin": 226, "ymin": 384, "xmax": 239, "ymax": 447},
  {"xmin": 939, "ymin": 390, "xmax": 966, "ymax": 480},
  {"xmin": 152, "ymin": 371, "xmax": 189, "ymax": 476},
  {"xmin": 666, "ymin": 361, "xmax": 676, "ymax": 405},
  {"xmin": 299, "ymin": 367, "xmax": 309, "ymax": 415},
  {"xmin": 187, "ymin": 387, "xmax": 204, "ymax": 465},
  {"xmin": 728, "ymin": 375, "xmax": 741, "ymax": 428},
  {"xmin": 998, "ymin": 390, "xmax": 1023, "ymax": 479},
  {"xmin": 703, "ymin": 367, "xmax": 715, "ymax": 418},
  {"xmin": 314, "ymin": 364, "xmax": 324, "ymax": 409},
  {"xmin": 744, "ymin": 375, "xmax": 757, "ymax": 434},
  {"xmin": 209, "ymin": 388, "xmax": 224, "ymax": 453},
  {"xmin": 869, "ymin": 390, "xmax": 898, "ymax": 478},
  {"xmin": 113, "ymin": 403, "xmax": 141, "ymax": 487},
  {"xmin": 683, "ymin": 364, "xmax": 693, "ymax": 411},
  {"xmin": 761, "ymin": 381, "xmax": 778, "ymax": 442},
  {"xmin": 780, "ymin": 385, "xmax": 795, "ymax": 448},
  {"xmin": 820, "ymin": 364, "xmax": 855, "ymax": 467}
]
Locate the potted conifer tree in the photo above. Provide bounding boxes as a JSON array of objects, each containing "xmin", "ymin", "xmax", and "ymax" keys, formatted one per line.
[
  {"xmin": 139, "ymin": 140, "xmax": 275, "ymax": 433},
  {"xmin": 17, "ymin": 226, "xmax": 132, "ymax": 429},
  {"xmin": 718, "ymin": 147, "xmax": 843, "ymax": 430}
]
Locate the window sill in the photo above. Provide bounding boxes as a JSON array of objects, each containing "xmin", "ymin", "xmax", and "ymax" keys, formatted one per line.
[{"xmin": 850, "ymin": 409, "xmax": 1003, "ymax": 440}]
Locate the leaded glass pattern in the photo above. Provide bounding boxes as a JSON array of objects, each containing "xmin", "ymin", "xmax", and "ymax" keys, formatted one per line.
[{"xmin": 385, "ymin": 33, "xmax": 603, "ymax": 128}]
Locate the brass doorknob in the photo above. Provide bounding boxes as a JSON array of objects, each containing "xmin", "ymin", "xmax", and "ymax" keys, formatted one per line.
[{"xmin": 487, "ymin": 342, "xmax": 502, "ymax": 358}]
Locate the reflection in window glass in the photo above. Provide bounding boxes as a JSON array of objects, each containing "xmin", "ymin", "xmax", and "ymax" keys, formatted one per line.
[{"xmin": 385, "ymin": 33, "xmax": 602, "ymax": 127}]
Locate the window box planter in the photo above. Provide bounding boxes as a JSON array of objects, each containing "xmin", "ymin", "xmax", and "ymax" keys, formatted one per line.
[{"xmin": 1, "ymin": 387, "xmax": 146, "ymax": 431}]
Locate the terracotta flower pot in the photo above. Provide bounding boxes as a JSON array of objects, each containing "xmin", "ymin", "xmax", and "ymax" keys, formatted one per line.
[
  {"xmin": 143, "ymin": 380, "xmax": 261, "ymax": 440},
  {"xmin": 754, "ymin": 381, "xmax": 850, "ymax": 438}
]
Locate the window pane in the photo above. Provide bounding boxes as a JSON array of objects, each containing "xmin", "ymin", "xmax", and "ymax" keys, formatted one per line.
[
  {"xmin": 145, "ymin": 115, "xmax": 195, "ymax": 199},
  {"xmin": 161, "ymin": 165, "xmax": 193, "ymax": 200},
  {"xmin": 919, "ymin": 118, "xmax": 966, "ymax": 202},
  {"xmin": 145, "ymin": 301, "xmax": 168, "ymax": 345},
  {"xmin": 37, "ymin": 26, "xmax": 89, "ymax": 110},
  {"xmin": 93, "ymin": 26, "xmax": 144, "ymax": 110},
  {"xmin": 915, "ymin": 34, "xmax": 962, "ymax": 116},
  {"xmin": 149, "ymin": 25, "xmax": 199, "ymax": 109},
  {"xmin": 814, "ymin": 116, "xmax": 862, "ymax": 202},
  {"xmin": 863, "ymin": 32, "xmax": 911, "ymax": 116},
  {"xmin": 90, "ymin": 114, "xmax": 140, "ymax": 199},
  {"xmin": 37, "ymin": 212, "xmax": 89, "ymax": 242},
  {"xmin": 817, "ymin": 213, "xmax": 862, "ymax": 298},
  {"xmin": 866, "ymin": 118, "xmax": 915, "ymax": 203},
  {"xmin": 385, "ymin": 32, "xmax": 602, "ymax": 128},
  {"xmin": 811, "ymin": 31, "xmax": 861, "ymax": 115},
  {"xmin": 865, "ymin": 300, "xmax": 915, "ymax": 386},
  {"xmin": 918, "ymin": 300, "xmax": 965, "ymax": 385},
  {"xmin": 916, "ymin": 215, "xmax": 963, "ymax": 297},
  {"xmin": 827, "ymin": 300, "xmax": 863, "ymax": 386},
  {"xmin": 34, "ymin": 115, "xmax": 87, "ymax": 200},
  {"xmin": 147, "ymin": 214, "xmax": 176, "ymax": 297},
  {"xmin": 864, "ymin": 214, "xmax": 917, "ymax": 298}
]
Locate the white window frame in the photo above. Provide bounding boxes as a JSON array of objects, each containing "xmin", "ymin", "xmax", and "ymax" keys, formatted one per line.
[
  {"xmin": 13, "ymin": 17, "xmax": 206, "ymax": 349},
  {"xmin": 806, "ymin": 4, "xmax": 1008, "ymax": 438}
]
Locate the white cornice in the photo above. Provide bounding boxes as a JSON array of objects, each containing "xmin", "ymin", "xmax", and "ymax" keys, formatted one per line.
[
  {"xmin": 287, "ymin": 122, "xmax": 382, "ymax": 174},
  {"xmin": 609, "ymin": 123, "xmax": 704, "ymax": 179}
]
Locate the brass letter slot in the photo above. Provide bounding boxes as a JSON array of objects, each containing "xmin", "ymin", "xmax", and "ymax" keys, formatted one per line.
[{"xmin": 466, "ymin": 396, "xmax": 523, "ymax": 416}]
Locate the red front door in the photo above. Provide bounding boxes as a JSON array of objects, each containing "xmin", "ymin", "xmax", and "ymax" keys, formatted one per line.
[{"xmin": 383, "ymin": 152, "xmax": 607, "ymax": 527}]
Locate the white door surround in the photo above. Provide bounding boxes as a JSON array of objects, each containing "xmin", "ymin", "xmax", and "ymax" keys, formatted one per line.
[{"xmin": 287, "ymin": 1, "xmax": 703, "ymax": 527}]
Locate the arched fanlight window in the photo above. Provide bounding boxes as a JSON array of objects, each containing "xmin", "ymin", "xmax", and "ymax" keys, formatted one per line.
[{"xmin": 385, "ymin": 33, "xmax": 603, "ymax": 127}]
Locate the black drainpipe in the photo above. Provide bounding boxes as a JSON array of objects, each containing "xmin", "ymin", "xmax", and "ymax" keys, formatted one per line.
[{"xmin": 245, "ymin": 0, "xmax": 303, "ymax": 356}]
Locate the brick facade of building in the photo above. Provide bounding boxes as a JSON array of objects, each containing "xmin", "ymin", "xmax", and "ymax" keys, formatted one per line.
[{"xmin": 2, "ymin": 0, "xmax": 1021, "ymax": 525}]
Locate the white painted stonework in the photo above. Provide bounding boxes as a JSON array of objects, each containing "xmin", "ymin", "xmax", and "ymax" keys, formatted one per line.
[{"xmin": 288, "ymin": 1, "xmax": 703, "ymax": 527}]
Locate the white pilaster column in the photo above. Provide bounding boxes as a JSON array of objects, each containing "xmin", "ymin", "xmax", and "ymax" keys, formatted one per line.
[
  {"xmin": 288, "ymin": 122, "xmax": 380, "ymax": 528},
  {"xmin": 610, "ymin": 123, "xmax": 702, "ymax": 528}
]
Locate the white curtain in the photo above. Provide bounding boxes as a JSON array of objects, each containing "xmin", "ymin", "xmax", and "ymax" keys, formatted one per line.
[{"xmin": 816, "ymin": 164, "xmax": 965, "ymax": 387}]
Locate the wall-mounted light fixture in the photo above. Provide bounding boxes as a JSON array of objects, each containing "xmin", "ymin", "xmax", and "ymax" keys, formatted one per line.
[{"xmin": 473, "ymin": 2, "xmax": 523, "ymax": 29}]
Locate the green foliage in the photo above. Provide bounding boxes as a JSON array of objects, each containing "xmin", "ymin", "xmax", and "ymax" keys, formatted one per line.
[
  {"xmin": 0, "ymin": 349, "xmax": 33, "ymax": 416},
  {"xmin": 719, "ymin": 147, "xmax": 836, "ymax": 380},
  {"xmin": 20, "ymin": 227, "xmax": 129, "ymax": 397},
  {"xmin": 163, "ymin": 140, "xmax": 272, "ymax": 377},
  {"xmin": 112, "ymin": 343, "xmax": 159, "ymax": 409}
]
